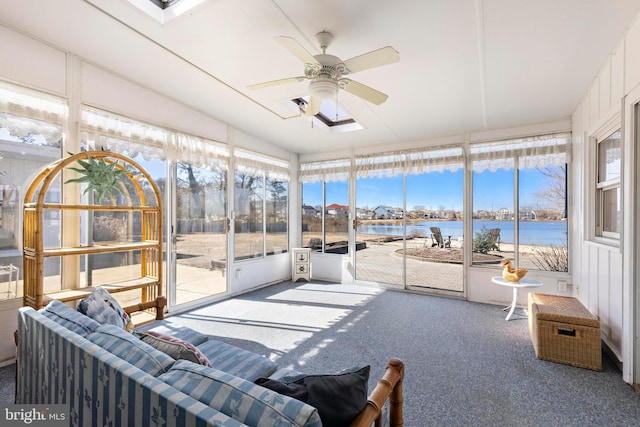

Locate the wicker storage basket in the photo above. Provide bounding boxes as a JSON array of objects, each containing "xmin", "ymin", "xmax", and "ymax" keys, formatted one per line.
[{"xmin": 528, "ymin": 293, "xmax": 602, "ymax": 371}]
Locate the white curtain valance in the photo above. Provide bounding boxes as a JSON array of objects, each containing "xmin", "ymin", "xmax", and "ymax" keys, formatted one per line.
[
  {"xmin": 234, "ymin": 149, "xmax": 290, "ymax": 181},
  {"xmin": 0, "ymin": 113, "xmax": 62, "ymax": 145},
  {"xmin": 355, "ymin": 152, "xmax": 406, "ymax": 178},
  {"xmin": 355, "ymin": 146, "xmax": 465, "ymax": 178},
  {"xmin": 0, "ymin": 81, "xmax": 67, "ymax": 143},
  {"xmin": 469, "ymin": 133, "xmax": 570, "ymax": 173},
  {"xmin": 299, "ymin": 158, "xmax": 351, "ymax": 183},
  {"xmin": 80, "ymin": 106, "xmax": 229, "ymax": 169},
  {"xmin": 0, "ymin": 81, "xmax": 67, "ymax": 124}
]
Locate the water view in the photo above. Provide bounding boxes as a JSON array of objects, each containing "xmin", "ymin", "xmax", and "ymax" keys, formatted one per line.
[{"xmin": 357, "ymin": 220, "xmax": 567, "ymax": 246}]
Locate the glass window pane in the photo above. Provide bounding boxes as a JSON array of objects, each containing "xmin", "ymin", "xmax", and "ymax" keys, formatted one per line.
[
  {"xmin": 602, "ymin": 187, "xmax": 620, "ymax": 233},
  {"xmin": 175, "ymin": 163, "xmax": 227, "ymax": 305},
  {"xmin": 1, "ymin": 116, "xmax": 62, "ymax": 301},
  {"xmin": 325, "ymin": 180, "xmax": 349, "ymax": 254},
  {"xmin": 234, "ymin": 171, "xmax": 263, "ymax": 260},
  {"xmin": 472, "ymin": 169, "xmax": 514, "ymax": 266},
  {"xmin": 302, "ymin": 182, "xmax": 323, "ymax": 251},
  {"xmin": 405, "ymin": 170, "xmax": 464, "ymax": 291},
  {"xmin": 77, "ymin": 141, "xmax": 167, "ymax": 303},
  {"xmin": 518, "ymin": 166, "xmax": 568, "ymax": 272},
  {"xmin": 265, "ymin": 178, "xmax": 288, "ymax": 255},
  {"xmin": 598, "ymin": 131, "xmax": 621, "ymax": 182},
  {"xmin": 355, "ymin": 175, "xmax": 404, "ymax": 285}
]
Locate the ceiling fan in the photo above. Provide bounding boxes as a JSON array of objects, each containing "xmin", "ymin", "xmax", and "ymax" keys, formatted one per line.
[{"xmin": 247, "ymin": 31, "xmax": 400, "ymax": 116}]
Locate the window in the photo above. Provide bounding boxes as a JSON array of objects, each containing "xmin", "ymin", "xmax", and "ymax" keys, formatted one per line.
[
  {"xmin": 0, "ymin": 81, "xmax": 65, "ymax": 301},
  {"xmin": 300, "ymin": 180, "xmax": 349, "ymax": 254},
  {"xmin": 265, "ymin": 178, "xmax": 288, "ymax": 255},
  {"xmin": 595, "ymin": 130, "xmax": 621, "ymax": 239},
  {"xmin": 469, "ymin": 133, "xmax": 570, "ymax": 272},
  {"xmin": 81, "ymin": 106, "xmax": 231, "ymax": 308},
  {"xmin": 299, "ymin": 158, "xmax": 351, "ymax": 253},
  {"xmin": 234, "ymin": 169, "xmax": 263, "ymax": 260},
  {"xmin": 234, "ymin": 149, "xmax": 289, "ymax": 261}
]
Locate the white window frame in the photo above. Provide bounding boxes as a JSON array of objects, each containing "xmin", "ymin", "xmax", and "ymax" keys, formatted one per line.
[{"xmin": 589, "ymin": 115, "xmax": 621, "ymax": 244}]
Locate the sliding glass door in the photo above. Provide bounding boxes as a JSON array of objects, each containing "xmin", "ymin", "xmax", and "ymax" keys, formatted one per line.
[
  {"xmin": 405, "ymin": 170, "xmax": 463, "ymax": 292},
  {"xmin": 173, "ymin": 163, "xmax": 228, "ymax": 306},
  {"xmin": 354, "ymin": 171, "xmax": 464, "ymax": 292},
  {"xmin": 355, "ymin": 175, "xmax": 404, "ymax": 286},
  {"xmin": 353, "ymin": 148, "xmax": 465, "ymax": 292}
]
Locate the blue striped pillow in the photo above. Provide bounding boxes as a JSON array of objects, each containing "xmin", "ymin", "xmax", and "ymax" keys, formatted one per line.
[
  {"xmin": 134, "ymin": 320, "xmax": 209, "ymax": 346},
  {"xmin": 196, "ymin": 339, "xmax": 277, "ymax": 382},
  {"xmin": 40, "ymin": 299, "xmax": 100, "ymax": 336},
  {"xmin": 158, "ymin": 360, "xmax": 322, "ymax": 427},
  {"xmin": 87, "ymin": 324, "xmax": 175, "ymax": 376}
]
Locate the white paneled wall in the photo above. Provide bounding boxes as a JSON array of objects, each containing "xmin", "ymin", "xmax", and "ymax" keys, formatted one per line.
[{"xmin": 571, "ymin": 13, "xmax": 640, "ymax": 369}]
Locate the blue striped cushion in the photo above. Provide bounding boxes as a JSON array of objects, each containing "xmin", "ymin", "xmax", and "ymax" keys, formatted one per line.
[
  {"xmin": 158, "ymin": 360, "xmax": 322, "ymax": 427},
  {"xmin": 196, "ymin": 339, "xmax": 277, "ymax": 382},
  {"xmin": 135, "ymin": 320, "xmax": 209, "ymax": 346},
  {"xmin": 87, "ymin": 324, "xmax": 175, "ymax": 376},
  {"xmin": 40, "ymin": 299, "xmax": 100, "ymax": 336}
]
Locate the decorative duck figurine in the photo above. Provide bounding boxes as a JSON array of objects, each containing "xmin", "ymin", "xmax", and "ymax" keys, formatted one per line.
[{"xmin": 501, "ymin": 259, "xmax": 528, "ymax": 282}]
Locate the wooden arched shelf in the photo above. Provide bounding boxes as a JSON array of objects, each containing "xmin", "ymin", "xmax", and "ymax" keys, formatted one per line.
[{"xmin": 23, "ymin": 151, "xmax": 164, "ymax": 324}]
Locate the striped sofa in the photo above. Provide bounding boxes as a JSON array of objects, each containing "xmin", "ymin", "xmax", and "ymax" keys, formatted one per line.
[
  {"xmin": 16, "ymin": 300, "xmax": 404, "ymax": 427},
  {"xmin": 16, "ymin": 301, "xmax": 322, "ymax": 427}
]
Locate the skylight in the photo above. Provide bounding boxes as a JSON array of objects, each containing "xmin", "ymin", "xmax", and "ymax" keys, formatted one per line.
[
  {"xmin": 128, "ymin": 0, "xmax": 206, "ymax": 24},
  {"xmin": 147, "ymin": 0, "xmax": 181, "ymax": 9},
  {"xmin": 292, "ymin": 97, "xmax": 363, "ymax": 133}
]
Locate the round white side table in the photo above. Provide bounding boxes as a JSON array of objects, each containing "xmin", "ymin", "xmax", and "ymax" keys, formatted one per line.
[{"xmin": 491, "ymin": 276, "xmax": 542, "ymax": 321}]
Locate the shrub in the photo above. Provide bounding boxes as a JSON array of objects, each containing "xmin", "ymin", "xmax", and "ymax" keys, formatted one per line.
[
  {"xmin": 93, "ymin": 214, "xmax": 127, "ymax": 241},
  {"xmin": 408, "ymin": 229, "xmax": 426, "ymax": 238},
  {"xmin": 531, "ymin": 242, "xmax": 568, "ymax": 272},
  {"xmin": 473, "ymin": 226, "xmax": 494, "ymax": 254}
]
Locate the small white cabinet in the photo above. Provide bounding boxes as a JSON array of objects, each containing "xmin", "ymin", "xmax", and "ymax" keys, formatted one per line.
[{"xmin": 292, "ymin": 248, "xmax": 311, "ymax": 282}]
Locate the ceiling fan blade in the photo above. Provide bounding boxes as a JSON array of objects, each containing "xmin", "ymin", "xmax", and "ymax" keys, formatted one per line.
[
  {"xmin": 275, "ymin": 36, "xmax": 319, "ymax": 65},
  {"xmin": 343, "ymin": 46, "xmax": 400, "ymax": 74},
  {"xmin": 247, "ymin": 76, "xmax": 306, "ymax": 90},
  {"xmin": 342, "ymin": 79, "xmax": 389, "ymax": 105},
  {"xmin": 305, "ymin": 96, "xmax": 322, "ymax": 116}
]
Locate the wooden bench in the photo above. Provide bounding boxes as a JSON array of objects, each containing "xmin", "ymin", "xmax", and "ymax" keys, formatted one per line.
[{"xmin": 528, "ymin": 293, "xmax": 601, "ymax": 370}]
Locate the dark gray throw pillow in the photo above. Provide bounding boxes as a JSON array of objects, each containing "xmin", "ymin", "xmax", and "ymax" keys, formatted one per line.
[{"xmin": 255, "ymin": 365, "xmax": 370, "ymax": 427}]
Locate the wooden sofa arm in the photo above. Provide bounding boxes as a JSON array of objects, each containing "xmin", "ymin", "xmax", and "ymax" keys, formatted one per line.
[
  {"xmin": 124, "ymin": 295, "xmax": 166, "ymax": 323},
  {"xmin": 351, "ymin": 358, "xmax": 404, "ymax": 427}
]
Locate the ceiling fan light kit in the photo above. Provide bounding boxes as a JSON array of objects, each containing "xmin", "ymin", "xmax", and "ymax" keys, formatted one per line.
[
  {"xmin": 247, "ymin": 30, "xmax": 399, "ymax": 118},
  {"xmin": 309, "ymin": 77, "xmax": 338, "ymax": 100}
]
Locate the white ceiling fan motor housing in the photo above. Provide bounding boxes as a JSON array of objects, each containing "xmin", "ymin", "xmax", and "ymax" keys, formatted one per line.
[{"xmin": 309, "ymin": 77, "xmax": 338, "ymax": 100}]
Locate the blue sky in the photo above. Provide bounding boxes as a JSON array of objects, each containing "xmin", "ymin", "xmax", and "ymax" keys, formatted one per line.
[
  {"xmin": 303, "ymin": 167, "xmax": 558, "ymax": 212},
  {"xmin": 134, "ymin": 153, "xmax": 559, "ymax": 213}
]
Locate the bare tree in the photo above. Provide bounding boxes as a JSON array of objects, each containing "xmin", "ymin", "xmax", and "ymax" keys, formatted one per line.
[{"xmin": 534, "ymin": 164, "xmax": 566, "ymax": 215}]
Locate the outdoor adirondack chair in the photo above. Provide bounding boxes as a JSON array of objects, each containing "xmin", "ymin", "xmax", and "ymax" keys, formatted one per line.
[
  {"xmin": 430, "ymin": 227, "xmax": 451, "ymax": 248},
  {"xmin": 488, "ymin": 228, "xmax": 501, "ymax": 251}
]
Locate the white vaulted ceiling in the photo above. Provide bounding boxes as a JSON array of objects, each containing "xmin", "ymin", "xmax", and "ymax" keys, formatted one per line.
[{"xmin": 1, "ymin": 0, "xmax": 639, "ymax": 154}]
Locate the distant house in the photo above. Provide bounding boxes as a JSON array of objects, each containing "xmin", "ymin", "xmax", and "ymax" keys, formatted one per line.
[
  {"xmin": 326, "ymin": 203, "xmax": 348, "ymax": 218},
  {"xmin": 474, "ymin": 210, "xmax": 491, "ymax": 219},
  {"xmin": 519, "ymin": 210, "xmax": 537, "ymax": 220},
  {"xmin": 302, "ymin": 204, "xmax": 317, "ymax": 217},
  {"xmin": 356, "ymin": 208, "xmax": 371, "ymax": 219},
  {"xmin": 373, "ymin": 205, "xmax": 394, "ymax": 219},
  {"xmin": 496, "ymin": 207, "xmax": 513, "ymax": 220},
  {"xmin": 411, "ymin": 209, "xmax": 429, "ymax": 219},
  {"xmin": 371, "ymin": 206, "xmax": 403, "ymax": 219}
]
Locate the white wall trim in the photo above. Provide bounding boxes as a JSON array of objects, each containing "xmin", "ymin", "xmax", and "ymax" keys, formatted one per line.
[{"xmin": 621, "ymin": 82, "xmax": 640, "ymax": 383}]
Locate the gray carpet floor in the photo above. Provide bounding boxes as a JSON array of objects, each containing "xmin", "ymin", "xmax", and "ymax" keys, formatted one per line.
[{"xmin": 3, "ymin": 281, "xmax": 640, "ymax": 426}]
